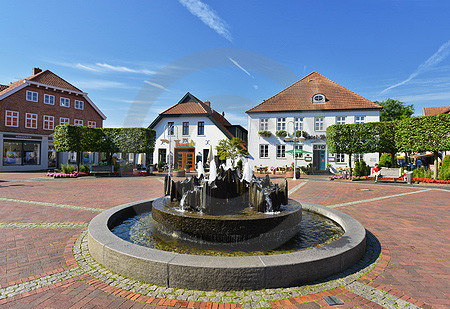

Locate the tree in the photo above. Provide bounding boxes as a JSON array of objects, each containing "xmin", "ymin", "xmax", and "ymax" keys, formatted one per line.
[
  {"xmin": 216, "ymin": 138, "xmax": 248, "ymax": 166},
  {"xmin": 396, "ymin": 114, "xmax": 450, "ymax": 178},
  {"xmin": 374, "ymin": 99, "xmax": 414, "ymax": 122}
]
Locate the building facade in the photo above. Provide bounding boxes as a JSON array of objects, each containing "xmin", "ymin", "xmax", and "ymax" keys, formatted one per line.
[
  {"xmin": 149, "ymin": 93, "xmax": 247, "ymax": 171},
  {"xmin": 0, "ymin": 68, "xmax": 106, "ymax": 171},
  {"xmin": 246, "ymin": 72, "xmax": 382, "ymax": 171}
]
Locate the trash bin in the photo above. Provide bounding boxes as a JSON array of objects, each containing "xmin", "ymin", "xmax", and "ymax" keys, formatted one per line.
[{"xmin": 405, "ymin": 171, "xmax": 413, "ymax": 184}]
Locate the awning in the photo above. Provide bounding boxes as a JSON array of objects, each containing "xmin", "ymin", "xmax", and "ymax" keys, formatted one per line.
[{"xmin": 285, "ymin": 149, "xmax": 312, "ymax": 154}]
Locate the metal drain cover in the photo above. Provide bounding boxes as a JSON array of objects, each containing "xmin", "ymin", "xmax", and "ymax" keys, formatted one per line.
[{"xmin": 323, "ymin": 296, "xmax": 344, "ymax": 306}]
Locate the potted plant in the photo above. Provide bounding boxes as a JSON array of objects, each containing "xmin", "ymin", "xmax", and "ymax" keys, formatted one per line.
[
  {"xmin": 157, "ymin": 161, "xmax": 163, "ymax": 172},
  {"xmin": 258, "ymin": 130, "xmax": 272, "ymax": 138},
  {"xmin": 185, "ymin": 163, "xmax": 191, "ymax": 173},
  {"xmin": 173, "ymin": 167, "xmax": 185, "ymax": 177},
  {"xmin": 285, "ymin": 164, "xmax": 294, "ymax": 178},
  {"xmin": 275, "ymin": 130, "xmax": 287, "ymax": 138}
]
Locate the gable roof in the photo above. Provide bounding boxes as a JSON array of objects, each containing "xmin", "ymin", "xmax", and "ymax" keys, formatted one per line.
[
  {"xmin": 0, "ymin": 69, "xmax": 106, "ymax": 120},
  {"xmin": 423, "ymin": 106, "xmax": 450, "ymax": 116},
  {"xmin": 149, "ymin": 92, "xmax": 237, "ymax": 139},
  {"xmin": 246, "ymin": 71, "xmax": 381, "ymax": 113}
]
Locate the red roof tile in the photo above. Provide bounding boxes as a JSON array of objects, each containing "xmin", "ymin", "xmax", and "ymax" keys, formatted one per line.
[
  {"xmin": 423, "ymin": 106, "xmax": 450, "ymax": 116},
  {"xmin": 246, "ymin": 71, "xmax": 381, "ymax": 113}
]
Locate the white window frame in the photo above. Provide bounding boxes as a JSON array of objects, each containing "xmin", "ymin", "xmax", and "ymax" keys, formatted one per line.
[
  {"xmin": 355, "ymin": 116, "xmax": 365, "ymax": 123},
  {"xmin": 294, "ymin": 144, "xmax": 303, "ymax": 158},
  {"xmin": 259, "ymin": 144, "xmax": 269, "ymax": 158},
  {"xmin": 44, "ymin": 94, "xmax": 55, "ymax": 105},
  {"xmin": 276, "ymin": 144, "xmax": 286, "ymax": 159},
  {"xmin": 336, "ymin": 116, "xmax": 346, "ymax": 125},
  {"xmin": 354, "ymin": 153, "xmax": 364, "ymax": 162},
  {"xmin": 43, "ymin": 115, "xmax": 54, "ymax": 130},
  {"xmin": 167, "ymin": 122, "xmax": 174, "ymax": 136},
  {"xmin": 276, "ymin": 117, "xmax": 286, "ymax": 131},
  {"xmin": 26, "ymin": 91, "xmax": 38, "ymax": 102},
  {"xmin": 182, "ymin": 122, "xmax": 189, "ymax": 136},
  {"xmin": 74, "ymin": 119, "xmax": 83, "ymax": 126},
  {"xmin": 5, "ymin": 110, "xmax": 19, "ymax": 127},
  {"xmin": 259, "ymin": 118, "xmax": 269, "ymax": 131},
  {"xmin": 60, "ymin": 97, "xmax": 70, "ymax": 108},
  {"xmin": 60, "ymin": 117, "xmax": 70, "ymax": 125},
  {"xmin": 74, "ymin": 100, "xmax": 84, "ymax": 110},
  {"xmin": 87, "ymin": 121, "xmax": 96, "ymax": 127},
  {"xmin": 197, "ymin": 121, "xmax": 204, "ymax": 135},
  {"xmin": 25, "ymin": 113, "xmax": 38, "ymax": 129},
  {"xmin": 314, "ymin": 117, "xmax": 325, "ymax": 131},
  {"xmin": 336, "ymin": 153, "xmax": 345, "ymax": 163},
  {"xmin": 294, "ymin": 117, "xmax": 303, "ymax": 131}
]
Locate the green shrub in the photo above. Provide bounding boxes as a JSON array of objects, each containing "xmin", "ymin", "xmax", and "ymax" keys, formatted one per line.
[
  {"xmin": 438, "ymin": 155, "xmax": 450, "ymax": 180},
  {"xmin": 61, "ymin": 164, "xmax": 76, "ymax": 174},
  {"xmin": 79, "ymin": 164, "xmax": 90, "ymax": 173},
  {"xmin": 354, "ymin": 161, "xmax": 361, "ymax": 176},
  {"xmin": 413, "ymin": 167, "xmax": 432, "ymax": 179},
  {"xmin": 379, "ymin": 153, "xmax": 392, "ymax": 167}
]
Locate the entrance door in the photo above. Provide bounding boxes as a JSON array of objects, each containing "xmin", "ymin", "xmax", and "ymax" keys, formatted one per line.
[
  {"xmin": 313, "ymin": 145, "xmax": 327, "ymax": 171},
  {"xmin": 175, "ymin": 148, "xmax": 195, "ymax": 171}
]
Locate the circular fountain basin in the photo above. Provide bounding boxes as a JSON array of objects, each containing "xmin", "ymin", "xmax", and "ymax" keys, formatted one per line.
[
  {"xmin": 152, "ymin": 197, "xmax": 302, "ymax": 251},
  {"xmin": 88, "ymin": 198, "xmax": 366, "ymax": 291}
]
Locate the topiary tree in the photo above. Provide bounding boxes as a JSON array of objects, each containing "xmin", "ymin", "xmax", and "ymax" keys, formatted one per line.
[
  {"xmin": 379, "ymin": 153, "xmax": 392, "ymax": 167},
  {"xmin": 396, "ymin": 114, "xmax": 450, "ymax": 178},
  {"xmin": 216, "ymin": 138, "xmax": 248, "ymax": 166}
]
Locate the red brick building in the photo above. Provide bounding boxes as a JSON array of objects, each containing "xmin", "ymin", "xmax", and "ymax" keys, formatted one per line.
[{"xmin": 0, "ymin": 68, "xmax": 106, "ymax": 171}]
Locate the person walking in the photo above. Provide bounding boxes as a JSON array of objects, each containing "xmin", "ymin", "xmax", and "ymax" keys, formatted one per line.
[{"xmin": 373, "ymin": 163, "xmax": 381, "ymax": 183}]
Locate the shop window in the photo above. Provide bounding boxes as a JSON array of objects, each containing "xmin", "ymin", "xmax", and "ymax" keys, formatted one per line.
[{"xmin": 3, "ymin": 141, "xmax": 40, "ymax": 165}]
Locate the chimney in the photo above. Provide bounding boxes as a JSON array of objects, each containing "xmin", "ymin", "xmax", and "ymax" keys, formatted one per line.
[
  {"xmin": 32, "ymin": 67, "xmax": 42, "ymax": 75},
  {"xmin": 204, "ymin": 100, "xmax": 211, "ymax": 107}
]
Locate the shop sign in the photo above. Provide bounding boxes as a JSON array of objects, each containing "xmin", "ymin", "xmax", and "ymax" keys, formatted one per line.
[
  {"xmin": 4, "ymin": 134, "xmax": 42, "ymax": 140},
  {"xmin": 176, "ymin": 139, "xmax": 195, "ymax": 147}
]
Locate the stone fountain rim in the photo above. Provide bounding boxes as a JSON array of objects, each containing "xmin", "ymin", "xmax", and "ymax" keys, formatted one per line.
[{"xmin": 87, "ymin": 198, "xmax": 366, "ymax": 290}]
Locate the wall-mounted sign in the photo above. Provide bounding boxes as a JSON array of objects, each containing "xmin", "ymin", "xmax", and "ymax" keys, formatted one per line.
[
  {"xmin": 305, "ymin": 157, "xmax": 312, "ymax": 162},
  {"xmin": 328, "ymin": 157, "xmax": 335, "ymax": 162},
  {"xmin": 176, "ymin": 139, "xmax": 195, "ymax": 147},
  {"xmin": 4, "ymin": 134, "xmax": 42, "ymax": 140}
]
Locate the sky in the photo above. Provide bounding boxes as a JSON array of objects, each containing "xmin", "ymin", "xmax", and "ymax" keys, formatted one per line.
[{"xmin": 1, "ymin": 0, "xmax": 450, "ymax": 128}]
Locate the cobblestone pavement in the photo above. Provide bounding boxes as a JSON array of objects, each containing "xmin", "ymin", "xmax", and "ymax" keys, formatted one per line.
[{"xmin": 0, "ymin": 173, "xmax": 448, "ymax": 308}]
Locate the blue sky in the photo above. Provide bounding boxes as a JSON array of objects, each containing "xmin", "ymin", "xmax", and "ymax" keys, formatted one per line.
[{"xmin": 1, "ymin": 0, "xmax": 450, "ymax": 128}]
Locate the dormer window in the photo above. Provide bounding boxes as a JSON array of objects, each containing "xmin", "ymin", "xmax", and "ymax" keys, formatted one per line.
[{"xmin": 312, "ymin": 93, "xmax": 326, "ymax": 103}]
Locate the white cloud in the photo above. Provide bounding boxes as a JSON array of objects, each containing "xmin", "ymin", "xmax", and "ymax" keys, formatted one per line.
[
  {"xmin": 144, "ymin": 81, "xmax": 170, "ymax": 91},
  {"xmin": 398, "ymin": 91, "xmax": 450, "ymax": 102},
  {"xmin": 178, "ymin": 0, "xmax": 232, "ymax": 42},
  {"xmin": 381, "ymin": 39, "xmax": 450, "ymax": 94},
  {"xmin": 253, "ymin": 85, "xmax": 259, "ymax": 90},
  {"xmin": 95, "ymin": 63, "xmax": 156, "ymax": 75},
  {"xmin": 75, "ymin": 63, "xmax": 100, "ymax": 72},
  {"xmin": 73, "ymin": 80, "xmax": 134, "ymax": 90},
  {"xmin": 228, "ymin": 57, "xmax": 253, "ymax": 78}
]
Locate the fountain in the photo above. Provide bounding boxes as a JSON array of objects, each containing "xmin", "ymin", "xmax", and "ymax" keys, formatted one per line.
[{"xmin": 88, "ymin": 162, "xmax": 366, "ymax": 290}]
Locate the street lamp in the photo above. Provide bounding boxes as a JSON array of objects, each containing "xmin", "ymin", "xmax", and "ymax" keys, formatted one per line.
[
  {"xmin": 287, "ymin": 120, "xmax": 306, "ymax": 180},
  {"xmin": 163, "ymin": 123, "xmax": 178, "ymax": 176}
]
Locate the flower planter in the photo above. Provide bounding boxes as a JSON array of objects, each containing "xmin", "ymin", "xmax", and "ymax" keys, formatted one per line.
[
  {"xmin": 285, "ymin": 171, "xmax": 294, "ymax": 178},
  {"xmin": 173, "ymin": 170, "xmax": 185, "ymax": 177}
]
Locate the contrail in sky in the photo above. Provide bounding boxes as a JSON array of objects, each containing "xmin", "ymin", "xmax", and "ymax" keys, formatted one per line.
[
  {"xmin": 380, "ymin": 39, "xmax": 450, "ymax": 94},
  {"xmin": 178, "ymin": 0, "xmax": 232, "ymax": 42},
  {"xmin": 228, "ymin": 57, "xmax": 254, "ymax": 78}
]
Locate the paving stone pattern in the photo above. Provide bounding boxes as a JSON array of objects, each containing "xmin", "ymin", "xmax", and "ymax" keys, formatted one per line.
[{"xmin": 0, "ymin": 174, "xmax": 447, "ymax": 308}]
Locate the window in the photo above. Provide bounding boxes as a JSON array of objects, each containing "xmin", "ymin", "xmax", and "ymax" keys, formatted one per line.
[
  {"xmin": 87, "ymin": 121, "xmax": 96, "ymax": 127},
  {"xmin": 312, "ymin": 94, "xmax": 326, "ymax": 103},
  {"xmin": 25, "ymin": 113, "xmax": 38, "ymax": 129},
  {"xmin": 354, "ymin": 153, "xmax": 364, "ymax": 162},
  {"xmin": 26, "ymin": 91, "xmax": 38, "ymax": 102},
  {"xmin": 276, "ymin": 144, "xmax": 286, "ymax": 158},
  {"xmin": 167, "ymin": 122, "xmax": 174, "ymax": 135},
  {"xmin": 43, "ymin": 115, "xmax": 54, "ymax": 130},
  {"xmin": 314, "ymin": 117, "xmax": 325, "ymax": 131},
  {"xmin": 294, "ymin": 145, "xmax": 303, "ymax": 158},
  {"xmin": 60, "ymin": 117, "xmax": 70, "ymax": 125},
  {"xmin": 74, "ymin": 119, "xmax": 83, "ymax": 126},
  {"xmin": 3, "ymin": 141, "xmax": 40, "ymax": 166},
  {"xmin": 259, "ymin": 144, "xmax": 269, "ymax": 158},
  {"xmin": 336, "ymin": 116, "xmax": 346, "ymax": 125},
  {"xmin": 276, "ymin": 117, "xmax": 286, "ymax": 131},
  {"xmin": 60, "ymin": 97, "xmax": 70, "ymax": 107},
  {"xmin": 355, "ymin": 116, "xmax": 365, "ymax": 123},
  {"xmin": 44, "ymin": 94, "xmax": 55, "ymax": 105},
  {"xmin": 198, "ymin": 121, "xmax": 204, "ymax": 135},
  {"xmin": 336, "ymin": 154, "xmax": 345, "ymax": 163},
  {"xmin": 182, "ymin": 122, "xmax": 189, "ymax": 135},
  {"xmin": 259, "ymin": 118, "xmax": 269, "ymax": 131},
  {"xmin": 75, "ymin": 100, "xmax": 84, "ymax": 110},
  {"xmin": 294, "ymin": 117, "xmax": 303, "ymax": 131},
  {"xmin": 5, "ymin": 110, "xmax": 19, "ymax": 127}
]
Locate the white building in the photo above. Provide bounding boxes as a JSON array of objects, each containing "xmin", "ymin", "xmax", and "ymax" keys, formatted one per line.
[
  {"xmin": 149, "ymin": 93, "xmax": 247, "ymax": 171},
  {"xmin": 246, "ymin": 72, "xmax": 382, "ymax": 172}
]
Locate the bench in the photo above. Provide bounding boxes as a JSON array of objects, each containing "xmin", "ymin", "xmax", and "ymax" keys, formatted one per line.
[
  {"xmin": 90, "ymin": 165, "xmax": 114, "ymax": 176},
  {"xmin": 371, "ymin": 167, "xmax": 402, "ymax": 182}
]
